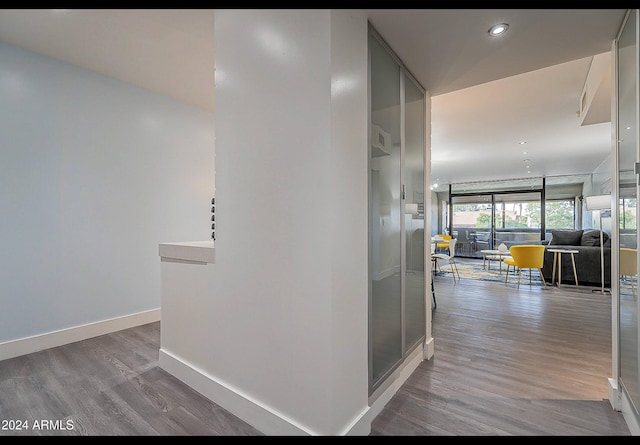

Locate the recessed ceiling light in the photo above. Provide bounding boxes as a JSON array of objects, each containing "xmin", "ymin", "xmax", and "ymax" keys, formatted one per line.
[
  {"xmin": 488, "ymin": 23, "xmax": 509, "ymax": 37},
  {"xmin": 519, "ymin": 141, "xmax": 527, "ymax": 145}
]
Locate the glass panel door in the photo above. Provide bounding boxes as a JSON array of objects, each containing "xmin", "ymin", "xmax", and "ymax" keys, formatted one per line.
[
  {"xmin": 617, "ymin": 9, "xmax": 639, "ymax": 412},
  {"xmin": 369, "ymin": 27, "xmax": 427, "ymax": 394},
  {"xmin": 451, "ymin": 194, "xmax": 493, "ymax": 258},
  {"xmin": 403, "ymin": 72, "xmax": 425, "ymax": 352},
  {"xmin": 451, "ymin": 191, "xmax": 543, "ymax": 258},
  {"xmin": 369, "ymin": 30, "xmax": 402, "ymax": 388},
  {"xmin": 493, "ymin": 192, "xmax": 543, "ymax": 248}
]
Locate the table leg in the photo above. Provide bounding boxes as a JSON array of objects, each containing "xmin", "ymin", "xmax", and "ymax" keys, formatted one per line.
[
  {"xmin": 558, "ymin": 253, "xmax": 563, "ymax": 287},
  {"xmin": 551, "ymin": 252, "xmax": 557, "ymax": 285},
  {"xmin": 570, "ymin": 253, "xmax": 578, "ymax": 287}
]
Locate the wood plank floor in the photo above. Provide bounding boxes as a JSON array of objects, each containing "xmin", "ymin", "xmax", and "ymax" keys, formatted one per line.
[
  {"xmin": 0, "ymin": 259, "xmax": 631, "ymax": 436},
  {"xmin": 0, "ymin": 322, "xmax": 262, "ymax": 436},
  {"xmin": 371, "ymin": 258, "xmax": 631, "ymax": 436}
]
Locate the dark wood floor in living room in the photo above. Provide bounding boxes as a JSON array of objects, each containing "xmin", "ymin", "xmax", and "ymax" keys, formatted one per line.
[
  {"xmin": 371, "ymin": 258, "xmax": 630, "ymax": 436},
  {"xmin": 0, "ymin": 261, "xmax": 631, "ymax": 436}
]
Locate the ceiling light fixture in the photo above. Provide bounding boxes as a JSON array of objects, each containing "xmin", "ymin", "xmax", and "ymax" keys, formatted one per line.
[{"xmin": 488, "ymin": 23, "xmax": 509, "ymax": 37}]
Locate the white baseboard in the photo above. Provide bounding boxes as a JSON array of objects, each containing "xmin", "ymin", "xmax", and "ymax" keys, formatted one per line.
[
  {"xmin": 609, "ymin": 377, "xmax": 621, "ymax": 411},
  {"xmin": 341, "ymin": 406, "xmax": 371, "ymax": 436},
  {"xmin": 424, "ymin": 336, "xmax": 435, "ymax": 360},
  {"xmin": 619, "ymin": 382, "xmax": 640, "ymax": 435},
  {"xmin": 0, "ymin": 309, "xmax": 161, "ymax": 362},
  {"xmin": 159, "ymin": 347, "xmax": 377, "ymax": 436},
  {"xmin": 361, "ymin": 345, "xmax": 424, "ymax": 428},
  {"xmin": 159, "ymin": 348, "xmax": 315, "ymax": 435}
]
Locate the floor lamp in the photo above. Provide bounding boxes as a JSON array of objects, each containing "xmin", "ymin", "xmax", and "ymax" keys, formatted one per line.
[{"xmin": 585, "ymin": 194, "xmax": 611, "ymax": 295}]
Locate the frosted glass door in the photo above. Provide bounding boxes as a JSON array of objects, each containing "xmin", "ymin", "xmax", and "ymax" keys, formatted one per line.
[
  {"xmin": 404, "ymin": 73, "xmax": 426, "ymax": 351},
  {"xmin": 617, "ymin": 9, "xmax": 639, "ymax": 411},
  {"xmin": 369, "ymin": 30, "xmax": 402, "ymax": 388}
]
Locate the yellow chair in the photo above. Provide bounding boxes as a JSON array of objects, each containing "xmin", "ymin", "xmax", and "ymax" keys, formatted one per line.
[
  {"xmin": 620, "ymin": 247, "xmax": 637, "ymax": 296},
  {"xmin": 436, "ymin": 234, "xmax": 452, "ymax": 252},
  {"xmin": 503, "ymin": 245, "xmax": 547, "ymax": 289}
]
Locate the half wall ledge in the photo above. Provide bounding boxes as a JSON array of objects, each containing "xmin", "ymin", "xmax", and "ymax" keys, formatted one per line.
[{"xmin": 158, "ymin": 240, "xmax": 215, "ymax": 264}]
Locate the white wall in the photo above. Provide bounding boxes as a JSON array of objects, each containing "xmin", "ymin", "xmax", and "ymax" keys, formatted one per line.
[
  {"xmin": 0, "ymin": 42, "xmax": 214, "ymax": 346},
  {"xmin": 160, "ymin": 9, "xmax": 369, "ymax": 435}
]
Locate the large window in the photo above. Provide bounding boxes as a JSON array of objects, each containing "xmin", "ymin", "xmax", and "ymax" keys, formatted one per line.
[
  {"xmin": 438, "ymin": 176, "xmax": 586, "ymax": 257},
  {"xmin": 451, "ymin": 195, "xmax": 492, "ymax": 256},
  {"xmin": 493, "ymin": 193, "xmax": 542, "ymax": 250},
  {"xmin": 620, "ymin": 197, "xmax": 637, "ymax": 230},
  {"xmin": 545, "ymin": 199, "xmax": 575, "ymax": 229},
  {"xmin": 450, "ymin": 190, "xmax": 544, "ymax": 258}
]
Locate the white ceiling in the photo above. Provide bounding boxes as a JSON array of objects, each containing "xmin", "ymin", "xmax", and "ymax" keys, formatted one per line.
[
  {"xmin": 0, "ymin": 8, "xmax": 629, "ymax": 187},
  {"xmin": 0, "ymin": 9, "xmax": 216, "ymax": 110}
]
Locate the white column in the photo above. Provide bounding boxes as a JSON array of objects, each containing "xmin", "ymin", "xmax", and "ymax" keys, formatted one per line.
[{"xmin": 160, "ymin": 9, "xmax": 369, "ymax": 435}]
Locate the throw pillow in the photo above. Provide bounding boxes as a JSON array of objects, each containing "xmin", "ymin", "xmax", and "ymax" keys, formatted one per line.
[
  {"xmin": 550, "ymin": 229, "xmax": 584, "ymax": 246},
  {"xmin": 581, "ymin": 229, "xmax": 609, "ymax": 247}
]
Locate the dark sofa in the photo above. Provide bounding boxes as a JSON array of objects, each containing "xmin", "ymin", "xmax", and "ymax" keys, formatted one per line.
[{"xmin": 540, "ymin": 229, "xmax": 611, "ymax": 287}]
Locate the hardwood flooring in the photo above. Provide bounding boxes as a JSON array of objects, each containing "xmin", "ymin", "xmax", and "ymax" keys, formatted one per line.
[
  {"xmin": 0, "ymin": 322, "xmax": 262, "ymax": 436},
  {"xmin": 371, "ymin": 258, "xmax": 631, "ymax": 436},
  {"xmin": 0, "ymin": 259, "xmax": 632, "ymax": 435}
]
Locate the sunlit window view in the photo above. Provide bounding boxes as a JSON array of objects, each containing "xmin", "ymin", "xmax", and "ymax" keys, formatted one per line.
[
  {"xmin": 620, "ymin": 197, "xmax": 637, "ymax": 230},
  {"xmin": 440, "ymin": 186, "xmax": 578, "ymax": 259}
]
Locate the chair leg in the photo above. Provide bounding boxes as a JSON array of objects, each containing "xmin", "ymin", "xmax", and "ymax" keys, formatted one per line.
[
  {"xmin": 538, "ymin": 269, "xmax": 547, "ymax": 287},
  {"xmin": 441, "ymin": 259, "xmax": 455, "ymax": 281},
  {"xmin": 517, "ymin": 269, "xmax": 522, "ymax": 289},
  {"xmin": 451, "ymin": 259, "xmax": 460, "ymax": 281},
  {"xmin": 505, "ymin": 265, "xmax": 510, "ymax": 284},
  {"xmin": 431, "ymin": 269, "xmax": 437, "ymax": 309}
]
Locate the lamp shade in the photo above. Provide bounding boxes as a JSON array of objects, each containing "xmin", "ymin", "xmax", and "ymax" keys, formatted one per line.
[{"xmin": 585, "ymin": 194, "xmax": 611, "ymax": 211}]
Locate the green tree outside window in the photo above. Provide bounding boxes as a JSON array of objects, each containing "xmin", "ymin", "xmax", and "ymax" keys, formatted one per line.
[
  {"xmin": 476, "ymin": 212, "xmax": 528, "ymax": 228},
  {"xmin": 621, "ymin": 209, "xmax": 636, "ymax": 229},
  {"xmin": 527, "ymin": 200, "xmax": 574, "ymax": 229}
]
